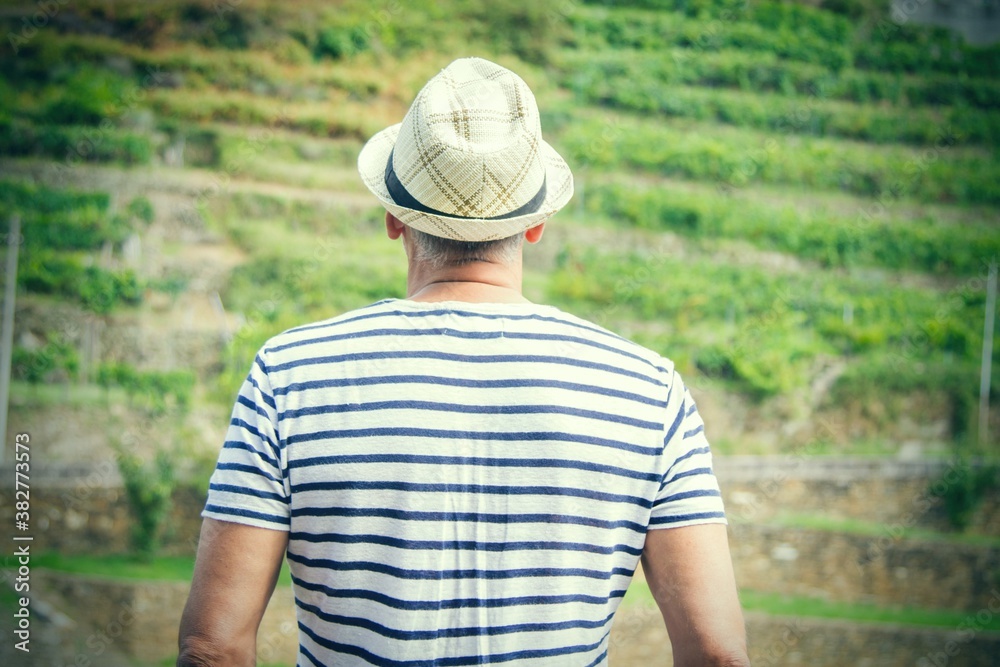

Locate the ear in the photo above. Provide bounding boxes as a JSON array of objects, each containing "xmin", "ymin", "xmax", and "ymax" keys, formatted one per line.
[
  {"xmin": 385, "ymin": 212, "xmax": 405, "ymax": 240},
  {"xmin": 524, "ymin": 222, "xmax": 545, "ymax": 244}
]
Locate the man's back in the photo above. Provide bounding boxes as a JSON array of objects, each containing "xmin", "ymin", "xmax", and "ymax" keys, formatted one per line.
[
  {"xmin": 179, "ymin": 57, "xmax": 747, "ymax": 667},
  {"xmin": 204, "ymin": 298, "xmax": 725, "ymax": 665}
]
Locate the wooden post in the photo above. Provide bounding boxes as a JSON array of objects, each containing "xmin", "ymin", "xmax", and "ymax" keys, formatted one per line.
[
  {"xmin": 980, "ymin": 259, "xmax": 998, "ymax": 448},
  {"xmin": 0, "ymin": 216, "xmax": 21, "ymax": 466}
]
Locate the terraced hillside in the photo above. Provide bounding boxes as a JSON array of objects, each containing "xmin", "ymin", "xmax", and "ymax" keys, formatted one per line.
[{"xmin": 1, "ymin": 0, "xmax": 998, "ymax": 665}]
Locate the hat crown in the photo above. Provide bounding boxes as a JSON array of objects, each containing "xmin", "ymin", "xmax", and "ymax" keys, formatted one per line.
[{"xmin": 391, "ymin": 58, "xmax": 546, "ymax": 220}]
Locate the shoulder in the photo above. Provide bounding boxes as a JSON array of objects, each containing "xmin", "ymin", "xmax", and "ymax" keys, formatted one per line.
[
  {"xmin": 255, "ymin": 299, "xmax": 401, "ymax": 365},
  {"xmin": 542, "ymin": 306, "xmax": 677, "ymax": 380}
]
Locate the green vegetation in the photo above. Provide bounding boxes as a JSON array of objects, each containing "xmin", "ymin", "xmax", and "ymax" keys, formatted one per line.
[
  {"xmin": 929, "ymin": 460, "xmax": 1000, "ymax": 531},
  {"xmin": 12, "ymin": 340, "xmax": 79, "ymax": 384},
  {"xmin": 97, "ymin": 363, "xmax": 195, "ymax": 415},
  {"xmin": 8, "ymin": 553, "xmax": 293, "ymax": 585},
  {"xmin": 739, "ymin": 589, "xmax": 1000, "ymax": 631},
  {"xmin": 759, "ymin": 512, "xmax": 1000, "ymax": 547},
  {"xmin": 9, "ymin": 380, "xmax": 115, "ymax": 407},
  {"xmin": 0, "ymin": 0, "xmax": 996, "ymax": 442},
  {"xmin": 0, "ymin": 180, "xmax": 150, "ymax": 313},
  {"xmin": 623, "ymin": 581, "xmax": 1000, "ymax": 631},
  {"xmin": 0, "ymin": 579, "xmax": 19, "ymax": 610},
  {"xmin": 564, "ymin": 67, "xmax": 999, "ymax": 147},
  {"xmin": 19, "ymin": 553, "xmax": 196, "ymax": 581},
  {"xmin": 116, "ymin": 447, "xmax": 177, "ymax": 561},
  {"xmin": 0, "ymin": 2, "xmax": 997, "ymax": 659},
  {"xmin": 211, "ymin": 199, "xmax": 407, "ymax": 401},
  {"xmin": 19, "ymin": 252, "xmax": 142, "ymax": 314},
  {"xmin": 546, "ymin": 247, "xmax": 990, "ymax": 400},
  {"xmin": 583, "ymin": 180, "xmax": 998, "ymax": 275},
  {"xmin": 558, "ymin": 110, "xmax": 999, "ymax": 205},
  {"xmin": 570, "ymin": 1, "xmax": 1000, "ymax": 78}
]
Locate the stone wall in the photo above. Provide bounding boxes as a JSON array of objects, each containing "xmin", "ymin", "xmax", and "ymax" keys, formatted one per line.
[
  {"xmin": 4, "ymin": 457, "xmax": 995, "ymax": 557},
  {"xmin": 0, "ymin": 481, "xmax": 206, "ymax": 556},
  {"xmin": 35, "ymin": 570, "xmax": 1000, "ymax": 667},
  {"xmin": 612, "ymin": 607, "xmax": 1000, "ymax": 667},
  {"xmin": 715, "ymin": 457, "xmax": 1000, "ymax": 535},
  {"xmin": 730, "ymin": 524, "xmax": 1000, "ymax": 612},
  {"xmin": 890, "ymin": 0, "xmax": 1000, "ymax": 46},
  {"xmin": 37, "ymin": 569, "xmax": 298, "ymax": 665}
]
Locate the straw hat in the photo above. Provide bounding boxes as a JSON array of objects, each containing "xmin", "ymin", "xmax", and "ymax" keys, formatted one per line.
[{"xmin": 357, "ymin": 57, "xmax": 574, "ymax": 242}]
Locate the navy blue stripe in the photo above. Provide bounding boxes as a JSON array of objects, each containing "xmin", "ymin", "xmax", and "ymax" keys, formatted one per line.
[
  {"xmin": 294, "ymin": 598, "xmax": 614, "ymax": 640},
  {"xmin": 204, "ymin": 503, "xmax": 289, "ymax": 526},
  {"xmin": 288, "ymin": 531, "xmax": 643, "ymax": 556},
  {"xmin": 289, "ymin": 505, "xmax": 647, "ymax": 533},
  {"xmin": 291, "ymin": 480, "xmax": 651, "ymax": 508},
  {"xmin": 280, "ymin": 399, "xmax": 661, "ymax": 431},
  {"xmin": 269, "ymin": 349, "xmax": 660, "ymax": 388},
  {"xmin": 663, "ymin": 398, "xmax": 685, "ymax": 445},
  {"xmin": 287, "ymin": 453, "xmax": 660, "ymax": 483},
  {"xmin": 584, "ymin": 643, "xmax": 610, "ymax": 667},
  {"xmin": 247, "ymin": 371, "xmax": 276, "ymax": 411},
  {"xmin": 229, "ymin": 417, "xmax": 278, "ymax": 454},
  {"xmin": 216, "ymin": 461, "xmax": 283, "ymax": 484},
  {"xmin": 209, "ymin": 482, "xmax": 288, "ymax": 504},
  {"xmin": 662, "ymin": 466, "xmax": 715, "ymax": 488},
  {"xmin": 236, "ymin": 393, "xmax": 272, "ymax": 424},
  {"xmin": 683, "ymin": 424, "xmax": 705, "ymax": 439},
  {"xmin": 222, "ymin": 440, "xmax": 279, "ymax": 471},
  {"xmin": 686, "ymin": 401, "xmax": 698, "ymax": 417},
  {"xmin": 649, "ymin": 510, "xmax": 726, "ymax": 525},
  {"xmin": 299, "ymin": 643, "xmax": 324, "ymax": 667},
  {"xmin": 254, "ymin": 353, "xmax": 268, "ymax": 374},
  {"xmin": 289, "ymin": 573, "xmax": 624, "ymax": 611},
  {"xmin": 285, "ymin": 426, "xmax": 660, "ymax": 457},
  {"xmin": 277, "ymin": 302, "xmax": 652, "ymax": 365},
  {"xmin": 273, "ymin": 374, "xmax": 665, "ymax": 408},
  {"xmin": 287, "ymin": 550, "xmax": 634, "ymax": 581},
  {"xmin": 297, "ymin": 620, "xmax": 604, "ymax": 666},
  {"xmin": 271, "ymin": 325, "xmax": 661, "ymax": 376},
  {"xmin": 652, "ymin": 488, "xmax": 721, "ymax": 508},
  {"xmin": 662, "ymin": 446, "xmax": 712, "ymax": 484}
]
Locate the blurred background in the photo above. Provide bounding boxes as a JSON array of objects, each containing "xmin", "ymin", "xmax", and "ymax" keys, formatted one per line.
[{"xmin": 0, "ymin": 0, "xmax": 998, "ymax": 665}]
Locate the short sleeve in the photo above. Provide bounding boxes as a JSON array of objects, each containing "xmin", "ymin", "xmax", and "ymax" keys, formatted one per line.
[
  {"xmin": 202, "ymin": 350, "xmax": 290, "ymax": 531},
  {"xmin": 648, "ymin": 370, "xmax": 727, "ymax": 529}
]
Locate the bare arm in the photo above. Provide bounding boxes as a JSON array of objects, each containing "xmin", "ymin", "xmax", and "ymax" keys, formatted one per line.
[
  {"xmin": 640, "ymin": 523, "xmax": 750, "ymax": 667},
  {"xmin": 177, "ymin": 518, "xmax": 288, "ymax": 667}
]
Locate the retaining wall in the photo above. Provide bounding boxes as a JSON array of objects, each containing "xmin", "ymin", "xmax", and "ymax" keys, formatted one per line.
[
  {"xmin": 730, "ymin": 524, "xmax": 1000, "ymax": 612},
  {"xmin": 3, "ymin": 457, "xmax": 995, "ymax": 557},
  {"xmin": 32, "ymin": 570, "xmax": 1000, "ymax": 667}
]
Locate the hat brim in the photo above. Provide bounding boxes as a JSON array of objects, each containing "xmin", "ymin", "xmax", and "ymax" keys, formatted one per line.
[{"xmin": 358, "ymin": 123, "xmax": 574, "ymax": 242}]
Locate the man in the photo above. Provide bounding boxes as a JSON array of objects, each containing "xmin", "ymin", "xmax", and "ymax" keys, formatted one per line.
[{"xmin": 178, "ymin": 57, "xmax": 749, "ymax": 666}]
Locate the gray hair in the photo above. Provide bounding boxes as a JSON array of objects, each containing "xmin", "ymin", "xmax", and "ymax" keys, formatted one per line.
[{"xmin": 409, "ymin": 228, "xmax": 524, "ymax": 269}]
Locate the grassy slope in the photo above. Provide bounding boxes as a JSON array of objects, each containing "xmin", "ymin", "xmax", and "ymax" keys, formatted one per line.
[
  {"xmin": 622, "ymin": 580, "xmax": 1000, "ymax": 631},
  {"xmin": 0, "ymin": 0, "xmax": 1000, "ymax": 448},
  {"xmin": 1, "ymin": 553, "xmax": 292, "ymax": 585}
]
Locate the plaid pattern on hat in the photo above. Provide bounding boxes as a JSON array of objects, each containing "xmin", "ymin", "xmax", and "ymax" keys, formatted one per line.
[{"xmin": 358, "ymin": 57, "xmax": 573, "ymax": 242}]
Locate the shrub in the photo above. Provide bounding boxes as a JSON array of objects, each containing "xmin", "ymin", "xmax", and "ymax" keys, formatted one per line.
[
  {"xmin": 556, "ymin": 111, "xmax": 1000, "ymax": 205},
  {"xmin": 315, "ymin": 25, "xmax": 371, "ymax": 60},
  {"xmin": 582, "ymin": 181, "xmax": 1000, "ymax": 275},
  {"xmin": 97, "ymin": 363, "xmax": 195, "ymax": 415},
  {"xmin": 116, "ymin": 447, "xmax": 176, "ymax": 561},
  {"xmin": 126, "ymin": 196, "xmax": 155, "ymax": 224},
  {"xmin": 12, "ymin": 341, "xmax": 79, "ymax": 384},
  {"xmin": 557, "ymin": 49, "xmax": 1000, "ymax": 112},
  {"xmin": 0, "ymin": 119, "xmax": 154, "ymax": 165},
  {"xmin": 40, "ymin": 65, "xmax": 132, "ymax": 126},
  {"xmin": 929, "ymin": 460, "xmax": 1000, "ymax": 531}
]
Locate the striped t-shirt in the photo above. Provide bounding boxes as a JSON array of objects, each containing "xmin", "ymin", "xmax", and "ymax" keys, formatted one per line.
[{"xmin": 203, "ymin": 298, "xmax": 726, "ymax": 666}]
